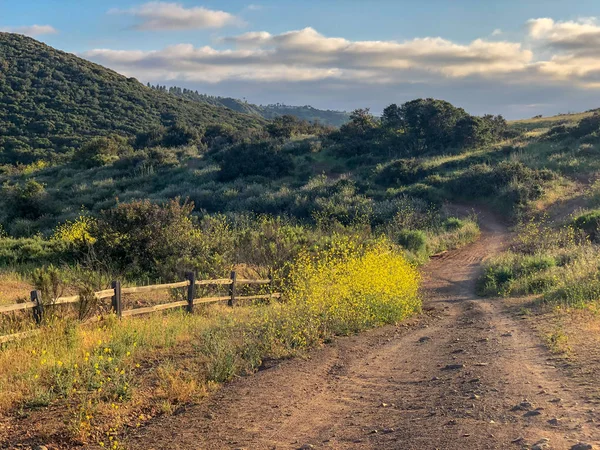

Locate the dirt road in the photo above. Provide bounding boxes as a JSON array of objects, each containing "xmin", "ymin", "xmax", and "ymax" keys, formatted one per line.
[{"xmin": 124, "ymin": 210, "xmax": 600, "ymax": 449}]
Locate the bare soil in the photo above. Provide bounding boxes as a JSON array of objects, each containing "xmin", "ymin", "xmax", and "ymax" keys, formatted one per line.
[{"xmin": 117, "ymin": 210, "xmax": 600, "ymax": 450}]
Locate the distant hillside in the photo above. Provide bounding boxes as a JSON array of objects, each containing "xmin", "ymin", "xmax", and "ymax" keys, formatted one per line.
[
  {"xmin": 150, "ymin": 85, "xmax": 350, "ymax": 127},
  {"xmin": 509, "ymin": 109, "xmax": 600, "ymax": 133},
  {"xmin": 0, "ymin": 33, "xmax": 263, "ymax": 164}
]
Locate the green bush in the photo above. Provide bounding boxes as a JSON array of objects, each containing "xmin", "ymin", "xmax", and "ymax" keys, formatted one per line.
[
  {"xmin": 572, "ymin": 210, "xmax": 600, "ymax": 242},
  {"xmin": 0, "ymin": 237, "xmax": 73, "ymax": 267},
  {"xmin": 72, "ymin": 136, "xmax": 133, "ymax": 168},
  {"xmin": 217, "ymin": 141, "xmax": 294, "ymax": 181},
  {"xmin": 375, "ymin": 159, "xmax": 428, "ymax": 186},
  {"xmin": 91, "ymin": 198, "xmax": 235, "ymax": 280},
  {"xmin": 519, "ymin": 255, "xmax": 556, "ymax": 274},
  {"xmin": 448, "ymin": 161, "xmax": 554, "ymax": 211},
  {"xmin": 442, "ymin": 217, "xmax": 464, "ymax": 231},
  {"xmin": 396, "ymin": 229, "xmax": 428, "ymax": 257},
  {"xmin": 478, "ymin": 253, "xmax": 558, "ymax": 296}
]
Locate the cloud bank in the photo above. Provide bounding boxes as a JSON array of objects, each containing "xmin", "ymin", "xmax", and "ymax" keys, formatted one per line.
[{"xmin": 82, "ymin": 17, "xmax": 600, "ymax": 117}]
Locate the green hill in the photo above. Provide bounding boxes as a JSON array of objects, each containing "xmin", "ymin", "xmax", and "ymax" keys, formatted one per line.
[
  {"xmin": 0, "ymin": 33, "xmax": 264, "ymax": 165},
  {"xmin": 151, "ymin": 85, "xmax": 350, "ymax": 127}
]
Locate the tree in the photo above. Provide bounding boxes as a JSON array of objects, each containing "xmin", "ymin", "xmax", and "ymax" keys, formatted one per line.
[
  {"xmin": 381, "ymin": 104, "xmax": 403, "ymax": 130},
  {"xmin": 397, "ymin": 98, "xmax": 469, "ymax": 153},
  {"xmin": 342, "ymin": 108, "xmax": 378, "ymax": 135},
  {"xmin": 266, "ymin": 115, "xmax": 301, "ymax": 139}
]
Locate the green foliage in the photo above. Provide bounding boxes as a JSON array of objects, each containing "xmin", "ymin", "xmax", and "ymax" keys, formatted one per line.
[
  {"xmin": 1, "ymin": 179, "xmax": 50, "ymax": 222},
  {"xmin": 442, "ymin": 217, "xmax": 464, "ymax": 231},
  {"xmin": 375, "ymin": 159, "xmax": 428, "ymax": 186},
  {"xmin": 217, "ymin": 141, "xmax": 294, "ymax": 181},
  {"xmin": 381, "ymin": 99, "xmax": 506, "ymax": 154},
  {"xmin": 265, "ymin": 115, "xmax": 327, "ymax": 139},
  {"xmin": 134, "ymin": 124, "xmax": 203, "ymax": 150},
  {"xmin": 72, "ymin": 136, "xmax": 133, "ymax": 168},
  {"xmin": 0, "ymin": 33, "xmax": 262, "ymax": 164},
  {"xmin": 448, "ymin": 161, "xmax": 554, "ymax": 210},
  {"xmin": 0, "ymin": 237, "xmax": 73, "ymax": 266},
  {"xmin": 572, "ymin": 210, "xmax": 600, "ymax": 242},
  {"xmin": 92, "ymin": 198, "xmax": 233, "ymax": 280},
  {"xmin": 32, "ymin": 264, "xmax": 65, "ymax": 304},
  {"xmin": 396, "ymin": 230, "xmax": 428, "ymax": 257},
  {"xmin": 478, "ymin": 253, "xmax": 558, "ymax": 296}
]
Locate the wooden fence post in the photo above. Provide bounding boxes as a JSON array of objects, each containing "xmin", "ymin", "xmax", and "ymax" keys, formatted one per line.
[
  {"xmin": 228, "ymin": 271, "xmax": 237, "ymax": 307},
  {"xmin": 269, "ymin": 271, "xmax": 276, "ymax": 301},
  {"xmin": 185, "ymin": 272, "xmax": 195, "ymax": 313},
  {"xmin": 111, "ymin": 280, "xmax": 122, "ymax": 318},
  {"xmin": 31, "ymin": 290, "xmax": 43, "ymax": 325}
]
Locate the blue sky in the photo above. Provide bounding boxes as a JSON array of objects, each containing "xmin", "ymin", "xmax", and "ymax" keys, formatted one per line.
[{"xmin": 3, "ymin": 1, "xmax": 600, "ymax": 118}]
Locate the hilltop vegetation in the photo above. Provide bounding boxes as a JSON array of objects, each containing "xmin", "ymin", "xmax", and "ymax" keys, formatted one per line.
[
  {"xmin": 0, "ymin": 33, "xmax": 263, "ymax": 165},
  {"xmin": 151, "ymin": 84, "xmax": 350, "ymax": 127}
]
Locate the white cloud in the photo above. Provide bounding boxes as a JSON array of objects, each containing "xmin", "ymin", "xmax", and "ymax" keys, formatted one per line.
[
  {"xmin": 527, "ymin": 17, "xmax": 600, "ymax": 86},
  {"xmin": 527, "ymin": 17, "xmax": 600, "ymax": 51},
  {"xmin": 492, "ymin": 29, "xmax": 502, "ymax": 36},
  {"xmin": 81, "ymin": 19, "xmax": 600, "ymax": 116},
  {"xmin": 1, "ymin": 24, "xmax": 58, "ymax": 36},
  {"xmin": 85, "ymin": 27, "xmax": 532, "ymax": 85},
  {"xmin": 110, "ymin": 2, "xmax": 242, "ymax": 31}
]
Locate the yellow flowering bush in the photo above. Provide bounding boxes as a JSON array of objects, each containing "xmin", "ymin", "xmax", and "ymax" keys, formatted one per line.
[
  {"xmin": 52, "ymin": 214, "xmax": 97, "ymax": 245},
  {"xmin": 256, "ymin": 236, "xmax": 421, "ymax": 352}
]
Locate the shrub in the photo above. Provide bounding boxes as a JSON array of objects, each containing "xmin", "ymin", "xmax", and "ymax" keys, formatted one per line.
[
  {"xmin": 519, "ymin": 254, "xmax": 556, "ymax": 273},
  {"xmin": 572, "ymin": 210, "xmax": 600, "ymax": 242},
  {"xmin": 72, "ymin": 136, "xmax": 132, "ymax": 168},
  {"xmin": 2, "ymin": 179, "xmax": 50, "ymax": 222},
  {"xmin": 448, "ymin": 161, "xmax": 554, "ymax": 211},
  {"xmin": 478, "ymin": 253, "xmax": 558, "ymax": 296},
  {"xmin": 217, "ymin": 142, "xmax": 294, "ymax": 181},
  {"xmin": 571, "ymin": 114, "xmax": 600, "ymax": 138},
  {"xmin": 92, "ymin": 198, "xmax": 235, "ymax": 280},
  {"xmin": 52, "ymin": 214, "xmax": 97, "ymax": 247},
  {"xmin": 442, "ymin": 217, "xmax": 464, "ymax": 231},
  {"xmin": 396, "ymin": 230, "xmax": 428, "ymax": 257},
  {"xmin": 283, "ymin": 238, "xmax": 421, "ymax": 336},
  {"xmin": 0, "ymin": 237, "xmax": 73, "ymax": 267},
  {"xmin": 375, "ymin": 159, "xmax": 428, "ymax": 186},
  {"xmin": 543, "ymin": 278, "xmax": 600, "ymax": 308}
]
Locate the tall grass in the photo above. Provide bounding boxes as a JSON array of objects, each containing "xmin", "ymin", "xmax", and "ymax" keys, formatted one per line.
[{"xmin": 478, "ymin": 216, "xmax": 600, "ymax": 307}]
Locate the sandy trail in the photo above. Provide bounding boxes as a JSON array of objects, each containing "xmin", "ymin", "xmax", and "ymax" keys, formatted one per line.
[{"xmin": 124, "ymin": 209, "xmax": 600, "ymax": 449}]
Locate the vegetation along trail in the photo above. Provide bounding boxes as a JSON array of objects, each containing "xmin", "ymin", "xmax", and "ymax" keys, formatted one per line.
[{"xmin": 121, "ymin": 209, "xmax": 600, "ymax": 449}]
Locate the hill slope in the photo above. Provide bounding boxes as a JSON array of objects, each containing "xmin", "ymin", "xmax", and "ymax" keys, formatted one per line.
[
  {"xmin": 0, "ymin": 33, "xmax": 263, "ymax": 164},
  {"xmin": 151, "ymin": 85, "xmax": 350, "ymax": 127}
]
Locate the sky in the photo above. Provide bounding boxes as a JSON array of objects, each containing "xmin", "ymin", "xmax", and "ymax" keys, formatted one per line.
[{"xmin": 3, "ymin": 1, "xmax": 600, "ymax": 118}]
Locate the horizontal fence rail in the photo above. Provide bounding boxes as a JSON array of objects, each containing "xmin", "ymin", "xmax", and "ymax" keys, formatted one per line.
[{"xmin": 0, "ymin": 271, "xmax": 280, "ymax": 345}]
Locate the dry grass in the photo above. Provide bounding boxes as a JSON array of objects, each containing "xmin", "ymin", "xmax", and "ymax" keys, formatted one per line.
[{"xmin": 0, "ymin": 271, "xmax": 32, "ymax": 306}]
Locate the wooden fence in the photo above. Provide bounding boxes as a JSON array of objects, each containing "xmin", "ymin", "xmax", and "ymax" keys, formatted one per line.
[{"xmin": 0, "ymin": 271, "xmax": 280, "ymax": 345}]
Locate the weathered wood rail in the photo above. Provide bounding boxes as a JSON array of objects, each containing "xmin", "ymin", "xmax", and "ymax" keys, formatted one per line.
[{"xmin": 0, "ymin": 270, "xmax": 280, "ymax": 345}]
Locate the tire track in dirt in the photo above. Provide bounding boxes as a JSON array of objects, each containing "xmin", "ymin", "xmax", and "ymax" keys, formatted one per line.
[{"xmin": 124, "ymin": 209, "xmax": 600, "ymax": 449}]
